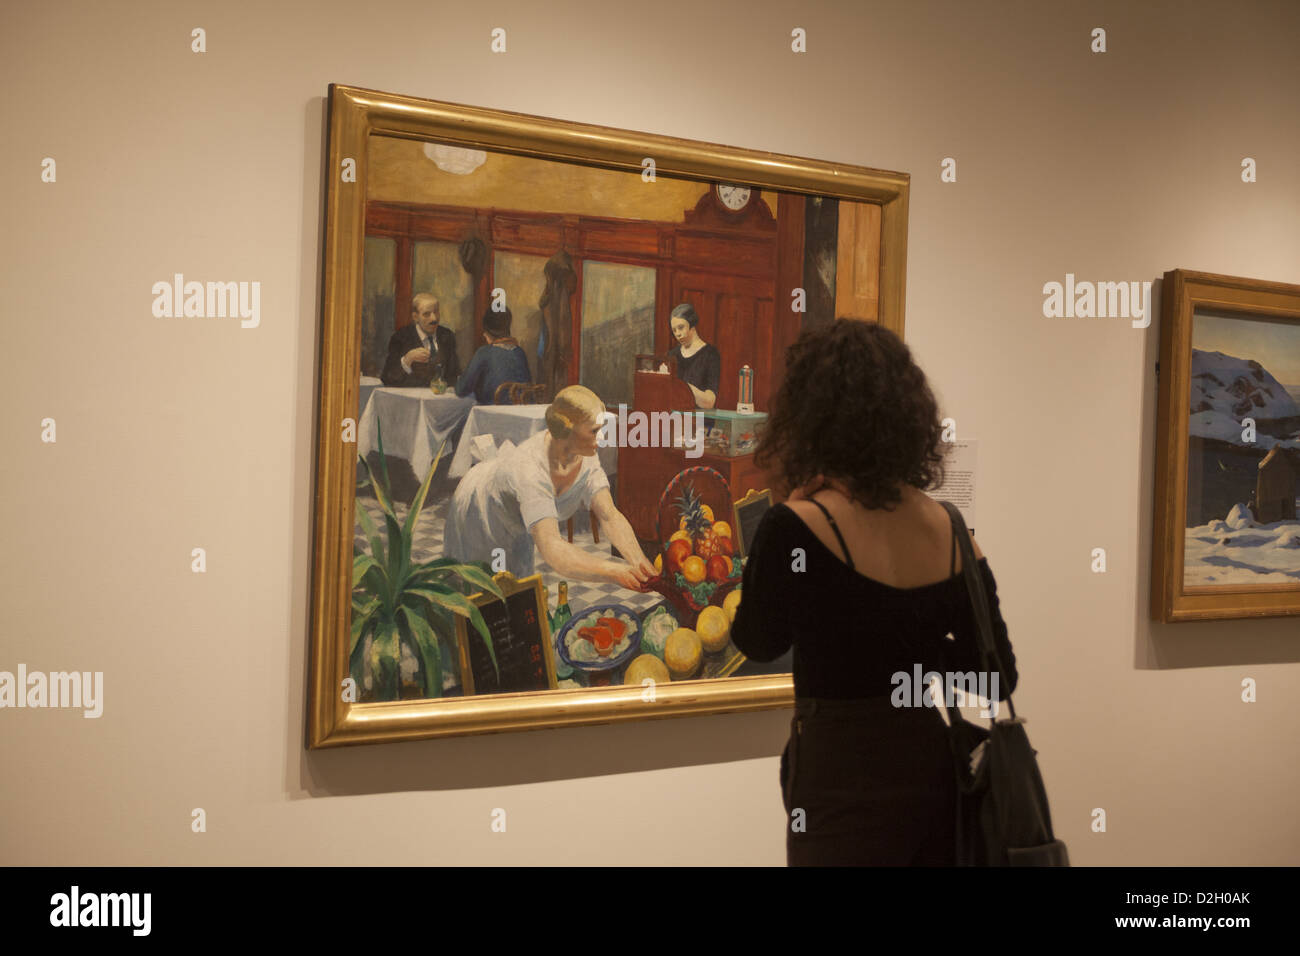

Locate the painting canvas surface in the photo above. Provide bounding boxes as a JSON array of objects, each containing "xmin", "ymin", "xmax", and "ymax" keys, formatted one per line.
[
  {"xmin": 349, "ymin": 133, "xmax": 875, "ymax": 702},
  {"xmin": 1183, "ymin": 307, "xmax": 1300, "ymax": 588}
]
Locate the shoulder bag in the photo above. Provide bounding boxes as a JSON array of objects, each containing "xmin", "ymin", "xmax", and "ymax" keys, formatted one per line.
[{"xmin": 938, "ymin": 501, "xmax": 1069, "ymax": 867}]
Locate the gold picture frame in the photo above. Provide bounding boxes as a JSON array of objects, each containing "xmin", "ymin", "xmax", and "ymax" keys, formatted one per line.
[
  {"xmin": 1151, "ymin": 269, "xmax": 1300, "ymax": 622},
  {"xmin": 308, "ymin": 83, "xmax": 910, "ymax": 747}
]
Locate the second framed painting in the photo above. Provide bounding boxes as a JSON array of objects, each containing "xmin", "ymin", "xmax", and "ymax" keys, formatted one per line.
[
  {"xmin": 1152, "ymin": 269, "xmax": 1300, "ymax": 622},
  {"xmin": 309, "ymin": 84, "xmax": 910, "ymax": 746}
]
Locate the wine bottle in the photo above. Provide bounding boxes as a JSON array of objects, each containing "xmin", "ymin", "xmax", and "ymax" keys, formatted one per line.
[
  {"xmin": 551, "ymin": 581, "xmax": 574, "ymax": 681},
  {"xmin": 551, "ymin": 581, "xmax": 572, "ymax": 633}
]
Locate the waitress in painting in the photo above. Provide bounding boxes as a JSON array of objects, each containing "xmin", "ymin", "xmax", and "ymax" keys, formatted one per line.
[
  {"xmin": 668, "ymin": 303, "xmax": 721, "ymax": 410},
  {"xmin": 442, "ymin": 384, "xmax": 656, "ymax": 588}
]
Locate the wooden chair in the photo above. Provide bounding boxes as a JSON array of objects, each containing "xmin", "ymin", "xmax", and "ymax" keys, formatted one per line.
[{"xmin": 492, "ymin": 381, "xmax": 547, "ymax": 405}]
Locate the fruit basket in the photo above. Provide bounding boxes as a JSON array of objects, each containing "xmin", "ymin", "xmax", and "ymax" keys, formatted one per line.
[{"xmin": 641, "ymin": 466, "xmax": 743, "ymax": 621}]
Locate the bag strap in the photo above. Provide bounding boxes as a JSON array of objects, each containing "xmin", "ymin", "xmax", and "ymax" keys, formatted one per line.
[{"xmin": 938, "ymin": 500, "xmax": 1017, "ymax": 724}]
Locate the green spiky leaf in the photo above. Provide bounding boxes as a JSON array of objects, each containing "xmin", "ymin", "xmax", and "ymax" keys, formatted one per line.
[{"xmin": 399, "ymin": 606, "xmax": 443, "ymax": 698}]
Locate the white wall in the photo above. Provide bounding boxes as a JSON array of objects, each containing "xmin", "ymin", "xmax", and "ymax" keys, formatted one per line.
[{"xmin": 2, "ymin": 0, "xmax": 1298, "ymax": 865}]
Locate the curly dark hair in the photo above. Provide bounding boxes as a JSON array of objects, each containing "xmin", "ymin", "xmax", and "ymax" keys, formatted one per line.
[{"xmin": 753, "ymin": 319, "xmax": 947, "ymax": 511}]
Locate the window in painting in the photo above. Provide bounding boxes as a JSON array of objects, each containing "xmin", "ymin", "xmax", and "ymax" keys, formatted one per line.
[
  {"xmin": 361, "ymin": 237, "xmax": 395, "ymax": 379},
  {"xmin": 580, "ymin": 261, "xmax": 656, "ymax": 408}
]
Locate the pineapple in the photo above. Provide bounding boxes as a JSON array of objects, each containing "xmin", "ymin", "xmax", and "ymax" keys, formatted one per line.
[{"xmin": 674, "ymin": 482, "xmax": 721, "ymax": 559}]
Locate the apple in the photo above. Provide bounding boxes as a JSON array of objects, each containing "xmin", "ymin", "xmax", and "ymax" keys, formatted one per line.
[{"xmin": 666, "ymin": 538, "xmax": 692, "ymax": 573}]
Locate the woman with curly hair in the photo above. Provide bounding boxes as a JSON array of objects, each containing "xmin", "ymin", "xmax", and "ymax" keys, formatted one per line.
[{"xmin": 730, "ymin": 318, "xmax": 1019, "ymax": 866}]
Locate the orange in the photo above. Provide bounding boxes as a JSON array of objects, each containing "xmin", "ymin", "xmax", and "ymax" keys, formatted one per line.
[{"xmin": 681, "ymin": 555, "xmax": 706, "ymax": 584}]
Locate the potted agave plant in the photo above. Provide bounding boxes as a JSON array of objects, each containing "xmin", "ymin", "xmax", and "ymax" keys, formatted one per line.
[{"xmin": 352, "ymin": 422, "xmax": 501, "ymax": 701}]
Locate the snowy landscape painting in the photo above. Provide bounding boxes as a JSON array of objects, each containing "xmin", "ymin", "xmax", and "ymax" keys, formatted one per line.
[{"xmin": 1184, "ymin": 308, "xmax": 1300, "ymax": 587}]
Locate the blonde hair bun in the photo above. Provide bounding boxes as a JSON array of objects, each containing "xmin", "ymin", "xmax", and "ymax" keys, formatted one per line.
[{"xmin": 546, "ymin": 385, "xmax": 604, "ymax": 438}]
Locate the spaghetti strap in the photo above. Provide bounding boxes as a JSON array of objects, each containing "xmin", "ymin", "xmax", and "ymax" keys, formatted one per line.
[
  {"xmin": 808, "ymin": 498, "xmax": 854, "ymax": 571},
  {"xmin": 950, "ymin": 520, "xmax": 958, "ymax": 576}
]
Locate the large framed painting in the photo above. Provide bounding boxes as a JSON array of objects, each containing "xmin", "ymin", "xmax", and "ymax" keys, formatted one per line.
[
  {"xmin": 308, "ymin": 84, "xmax": 910, "ymax": 746},
  {"xmin": 1152, "ymin": 269, "xmax": 1300, "ymax": 622}
]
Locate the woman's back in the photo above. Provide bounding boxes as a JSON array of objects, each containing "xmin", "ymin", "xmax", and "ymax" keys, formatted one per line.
[
  {"xmin": 728, "ymin": 317, "xmax": 1022, "ymax": 864},
  {"xmin": 730, "ymin": 487, "xmax": 1017, "ymax": 701},
  {"xmin": 784, "ymin": 485, "xmax": 979, "ymax": 588}
]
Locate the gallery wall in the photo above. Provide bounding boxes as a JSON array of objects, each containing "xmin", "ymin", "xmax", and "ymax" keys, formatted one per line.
[{"xmin": 3, "ymin": 0, "xmax": 1298, "ymax": 865}]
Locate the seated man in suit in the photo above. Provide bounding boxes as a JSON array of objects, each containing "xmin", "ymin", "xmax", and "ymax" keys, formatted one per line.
[
  {"xmin": 456, "ymin": 307, "xmax": 532, "ymax": 405},
  {"xmin": 381, "ymin": 292, "xmax": 461, "ymax": 387}
]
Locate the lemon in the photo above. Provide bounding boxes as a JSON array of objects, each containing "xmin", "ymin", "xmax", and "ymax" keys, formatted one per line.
[
  {"xmin": 624, "ymin": 654, "xmax": 670, "ymax": 687},
  {"xmin": 696, "ymin": 605, "xmax": 730, "ymax": 652},
  {"xmin": 664, "ymin": 628, "xmax": 702, "ymax": 680},
  {"xmin": 670, "ymin": 530, "xmax": 691, "ymax": 544},
  {"xmin": 722, "ymin": 588, "xmax": 742, "ymax": 622},
  {"xmin": 654, "ymin": 553, "xmax": 663, "ymax": 573},
  {"xmin": 712, "ymin": 520, "xmax": 732, "ymax": 538},
  {"xmin": 701, "ymin": 504, "xmax": 714, "ymax": 522}
]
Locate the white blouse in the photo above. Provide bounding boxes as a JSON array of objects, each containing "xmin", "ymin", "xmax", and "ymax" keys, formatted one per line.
[{"xmin": 442, "ymin": 430, "xmax": 609, "ymax": 576}]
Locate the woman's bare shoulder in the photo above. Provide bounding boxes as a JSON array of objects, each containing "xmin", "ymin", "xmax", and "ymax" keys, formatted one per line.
[{"xmin": 916, "ymin": 490, "xmax": 985, "ymax": 562}]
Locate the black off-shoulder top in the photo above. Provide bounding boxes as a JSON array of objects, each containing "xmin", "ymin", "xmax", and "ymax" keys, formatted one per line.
[{"xmin": 730, "ymin": 503, "xmax": 1018, "ymax": 700}]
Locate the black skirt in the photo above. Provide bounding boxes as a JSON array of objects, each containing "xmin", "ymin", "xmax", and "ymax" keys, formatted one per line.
[{"xmin": 781, "ymin": 696, "xmax": 956, "ymax": 866}]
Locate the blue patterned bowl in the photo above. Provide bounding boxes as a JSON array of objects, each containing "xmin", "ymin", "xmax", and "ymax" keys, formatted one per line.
[{"xmin": 554, "ymin": 603, "xmax": 643, "ymax": 674}]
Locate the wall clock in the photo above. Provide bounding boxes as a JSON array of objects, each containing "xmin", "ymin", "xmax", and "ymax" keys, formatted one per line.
[{"xmin": 715, "ymin": 183, "xmax": 753, "ymax": 214}]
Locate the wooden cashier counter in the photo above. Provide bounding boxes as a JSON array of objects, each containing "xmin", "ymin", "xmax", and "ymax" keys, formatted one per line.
[{"xmin": 615, "ymin": 303, "xmax": 777, "ymax": 545}]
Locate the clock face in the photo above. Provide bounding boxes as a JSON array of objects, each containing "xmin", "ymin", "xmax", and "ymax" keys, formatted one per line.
[{"xmin": 716, "ymin": 184, "xmax": 752, "ymax": 211}]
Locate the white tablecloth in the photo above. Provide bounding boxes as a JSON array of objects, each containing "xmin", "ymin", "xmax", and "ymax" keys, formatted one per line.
[
  {"xmin": 358, "ymin": 376, "xmax": 383, "ymax": 417},
  {"xmin": 448, "ymin": 404, "xmax": 618, "ymax": 478},
  {"xmin": 358, "ymin": 388, "xmax": 476, "ymax": 481}
]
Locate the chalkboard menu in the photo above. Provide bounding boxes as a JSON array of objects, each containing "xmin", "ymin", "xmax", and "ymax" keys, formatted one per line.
[
  {"xmin": 455, "ymin": 573, "xmax": 556, "ymax": 696},
  {"xmin": 733, "ymin": 488, "xmax": 773, "ymax": 559}
]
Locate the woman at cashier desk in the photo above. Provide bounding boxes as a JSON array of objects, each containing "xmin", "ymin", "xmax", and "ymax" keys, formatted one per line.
[{"xmin": 667, "ymin": 303, "xmax": 721, "ymax": 410}]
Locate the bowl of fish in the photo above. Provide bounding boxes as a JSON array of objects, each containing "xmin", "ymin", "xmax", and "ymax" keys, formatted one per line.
[{"xmin": 554, "ymin": 604, "xmax": 642, "ymax": 675}]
